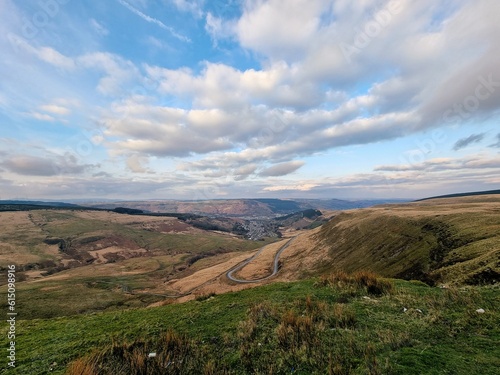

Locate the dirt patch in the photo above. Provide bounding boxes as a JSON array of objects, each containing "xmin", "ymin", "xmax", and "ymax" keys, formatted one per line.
[
  {"xmin": 32, "ymin": 257, "xmax": 161, "ymax": 282},
  {"xmin": 79, "ymin": 234, "xmax": 141, "ymax": 251},
  {"xmin": 143, "ymin": 221, "xmax": 192, "ymax": 233},
  {"xmin": 88, "ymin": 246, "xmax": 147, "ymax": 264},
  {"xmin": 24, "ymin": 270, "xmax": 46, "ymax": 279}
]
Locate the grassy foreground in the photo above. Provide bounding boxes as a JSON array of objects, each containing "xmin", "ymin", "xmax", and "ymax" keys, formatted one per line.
[{"xmin": 1, "ymin": 274, "xmax": 499, "ymax": 374}]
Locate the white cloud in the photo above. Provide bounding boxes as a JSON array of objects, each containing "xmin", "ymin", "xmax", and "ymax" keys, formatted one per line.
[
  {"xmin": 1, "ymin": 153, "xmax": 95, "ymax": 176},
  {"xmin": 26, "ymin": 112, "xmax": 57, "ymax": 122},
  {"xmin": 77, "ymin": 52, "xmax": 140, "ymax": 96},
  {"xmin": 15, "ymin": 40, "xmax": 76, "ymax": 70},
  {"xmin": 233, "ymin": 164, "xmax": 258, "ymax": 181},
  {"xmin": 171, "ymin": 0, "xmax": 204, "ymax": 18},
  {"xmin": 205, "ymin": 12, "xmax": 236, "ymax": 46},
  {"xmin": 39, "ymin": 104, "xmax": 71, "ymax": 116},
  {"xmin": 259, "ymin": 161, "xmax": 305, "ymax": 177},
  {"xmin": 89, "ymin": 18, "xmax": 109, "ymax": 36},
  {"xmin": 264, "ymin": 183, "xmax": 319, "ymax": 192},
  {"xmin": 37, "ymin": 48, "xmax": 74, "ymax": 70},
  {"xmin": 375, "ymin": 154, "xmax": 500, "ymax": 172},
  {"xmin": 102, "ymin": 101, "xmax": 233, "ymax": 156},
  {"xmin": 100, "ymin": 0, "xmax": 500, "ymax": 186},
  {"xmin": 126, "ymin": 154, "xmax": 152, "ymax": 173},
  {"xmin": 117, "ymin": 0, "xmax": 191, "ymax": 42},
  {"xmin": 3, "ymin": 0, "xmax": 500, "ymax": 199},
  {"xmin": 237, "ymin": 0, "xmax": 326, "ymax": 61},
  {"xmin": 260, "ymin": 152, "xmax": 500, "ymax": 198}
]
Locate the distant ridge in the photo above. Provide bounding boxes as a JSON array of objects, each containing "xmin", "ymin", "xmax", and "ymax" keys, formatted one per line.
[
  {"xmin": 0, "ymin": 200, "xmax": 81, "ymax": 207},
  {"xmin": 416, "ymin": 189, "xmax": 500, "ymax": 201}
]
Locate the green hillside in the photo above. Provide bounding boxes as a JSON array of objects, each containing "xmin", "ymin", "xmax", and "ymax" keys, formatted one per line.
[
  {"xmin": 1, "ymin": 275, "xmax": 498, "ymax": 374},
  {"xmin": 315, "ymin": 196, "xmax": 500, "ymax": 285},
  {"xmin": 0, "ymin": 210, "xmax": 270, "ymax": 319},
  {"xmin": 416, "ymin": 189, "xmax": 500, "ymax": 201}
]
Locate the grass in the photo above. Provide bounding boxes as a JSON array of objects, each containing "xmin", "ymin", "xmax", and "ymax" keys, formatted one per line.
[
  {"xmin": 315, "ymin": 197, "xmax": 500, "ymax": 285},
  {"xmin": 0, "ymin": 209, "xmax": 275, "ymax": 318},
  {"xmin": 1, "ymin": 275, "xmax": 498, "ymax": 374},
  {"xmin": 316, "ymin": 270, "xmax": 394, "ymax": 298},
  {"xmin": 6, "ymin": 276, "xmax": 165, "ymax": 319},
  {"xmin": 2, "ymin": 210, "xmax": 268, "ymax": 264}
]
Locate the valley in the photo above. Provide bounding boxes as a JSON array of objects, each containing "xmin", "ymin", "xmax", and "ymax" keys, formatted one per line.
[{"xmin": 0, "ymin": 193, "xmax": 499, "ymax": 374}]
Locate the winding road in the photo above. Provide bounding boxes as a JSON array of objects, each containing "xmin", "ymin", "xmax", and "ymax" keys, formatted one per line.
[
  {"xmin": 117, "ymin": 236, "xmax": 296, "ymax": 298},
  {"xmin": 226, "ymin": 236, "xmax": 296, "ymax": 283}
]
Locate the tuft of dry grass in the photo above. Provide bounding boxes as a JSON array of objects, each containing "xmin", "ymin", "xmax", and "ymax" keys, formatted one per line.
[
  {"xmin": 66, "ymin": 330, "xmax": 206, "ymax": 375},
  {"xmin": 65, "ymin": 358, "xmax": 98, "ymax": 375},
  {"xmin": 318, "ymin": 270, "xmax": 394, "ymax": 297}
]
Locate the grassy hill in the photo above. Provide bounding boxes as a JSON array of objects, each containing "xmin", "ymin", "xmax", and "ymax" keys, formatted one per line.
[
  {"xmin": 1, "ymin": 274, "xmax": 498, "ymax": 374},
  {"xmin": 278, "ymin": 195, "xmax": 500, "ymax": 286},
  {"xmin": 0, "ymin": 210, "xmax": 271, "ymax": 318},
  {"xmin": 416, "ymin": 189, "xmax": 500, "ymax": 201}
]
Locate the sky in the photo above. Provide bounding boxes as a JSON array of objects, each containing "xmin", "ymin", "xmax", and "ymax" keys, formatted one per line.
[{"xmin": 0, "ymin": 0, "xmax": 499, "ymax": 201}]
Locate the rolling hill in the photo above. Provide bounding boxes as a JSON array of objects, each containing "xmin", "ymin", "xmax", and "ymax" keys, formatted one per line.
[
  {"xmin": 275, "ymin": 194, "xmax": 500, "ymax": 286},
  {"xmin": 0, "ymin": 209, "xmax": 274, "ymax": 318},
  {"xmin": 415, "ymin": 188, "xmax": 500, "ymax": 201}
]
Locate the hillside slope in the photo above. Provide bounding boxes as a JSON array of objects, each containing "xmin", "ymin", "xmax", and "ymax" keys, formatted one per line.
[
  {"xmin": 0, "ymin": 209, "xmax": 270, "ymax": 318},
  {"xmin": 2, "ymin": 277, "xmax": 498, "ymax": 374},
  {"xmin": 277, "ymin": 195, "xmax": 500, "ymax": 285},
  {"xmin": 416, "ymin": 188, "xmax": 500, "ymax": 201}
]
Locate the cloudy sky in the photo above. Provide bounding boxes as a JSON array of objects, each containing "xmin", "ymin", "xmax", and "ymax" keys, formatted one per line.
[{"xmin": 1, "ymin": 0, "xmax": 499, "ymax": 201}]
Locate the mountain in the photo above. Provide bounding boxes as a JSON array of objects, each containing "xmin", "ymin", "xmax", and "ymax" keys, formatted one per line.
[
  {"xmin": 416, "ymin": 188, "xmax": 500, "ymax": 201},
  {"xmin": 0, "ymin": 200, "xmax": 84, "ymax": 212},
  {"xmin": 273, "ymin": 208, "xmax": 326, "ymax": 230},
  {"xmin": 0, "ymin": 200, "xmax": 82, "ymax": 207},
  {"xmin": 276, "ymin": 194, "xmax": 500, "ymax": 285},
  {"xmin": 294, "ymin": 198, "xmax": 409, "ymax": 210},
  {"xmin": 88, "ymin": 198, "xmax": 408, "ymax": 218}
]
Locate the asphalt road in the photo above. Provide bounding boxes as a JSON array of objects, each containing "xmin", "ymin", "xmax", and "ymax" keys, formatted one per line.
[
  {"xmin": 226, "ymin": 236, "xmax": 295, "ymax": 283},
  {"xmin": 118, "ymin": 236, "xmax": 296, "ymax": 298}
]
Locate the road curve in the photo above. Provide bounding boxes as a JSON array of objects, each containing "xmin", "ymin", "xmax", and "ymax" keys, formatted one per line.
[
  {"xmin": 226, "ymin": 236, "xmax": 296, "ymax": 283},
  {"xmin": 114, "ymin": 237, "xmax": 296, "ymax": 298}
]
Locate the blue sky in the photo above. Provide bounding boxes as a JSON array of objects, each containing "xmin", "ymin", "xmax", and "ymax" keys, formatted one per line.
[{"xmin": 0, "ymin": 0, "xmax": 499, "ymax": 200}]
